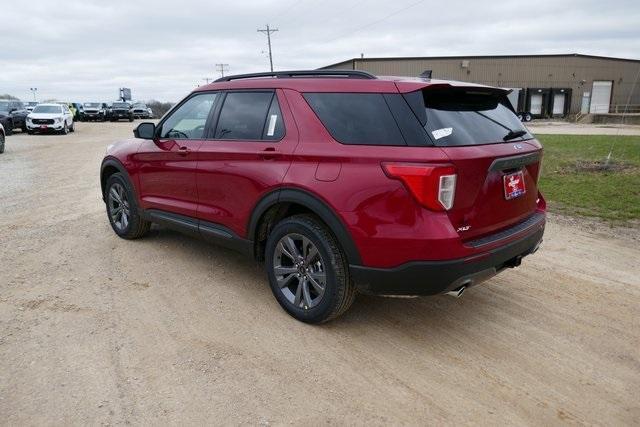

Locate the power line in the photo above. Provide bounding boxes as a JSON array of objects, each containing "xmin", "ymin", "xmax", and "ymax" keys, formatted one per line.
[
  {"xmin": 269, "ymin": 0, "xmax": 304, "ymax": 24},
  {"xmin": 215, "ymin": 63, "xmax": 230, "ymax": 78},
  {"xmin": 257, "ymin": 25, "xmax": 279, "ymax": 72},
  {"xmin": 326, "ymin": 0, "xmax": 427, "ymax": 43}
]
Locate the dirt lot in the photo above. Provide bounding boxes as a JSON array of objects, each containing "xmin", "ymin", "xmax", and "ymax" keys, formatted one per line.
[
  {"xmin": 1, "ymin": 123, "xmax": 639, "ymax": 425},
  {"xmin": 527, "ymin": 121, "xmax": 640, "ymax": 135}
]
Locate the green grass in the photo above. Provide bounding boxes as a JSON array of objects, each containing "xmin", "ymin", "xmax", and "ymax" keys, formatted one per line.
[{"xmin": 536, "ymin": 134, "xmax": 640, "ymax": 223}]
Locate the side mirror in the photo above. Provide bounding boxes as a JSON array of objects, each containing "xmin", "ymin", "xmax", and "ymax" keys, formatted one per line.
[
  {"xmin": 9, "ymin": 108, "xmax": 17, "ymax": 113},
  {"xmin": 134, "ymin": 122, "xmax": 156, "ymax": 140}
]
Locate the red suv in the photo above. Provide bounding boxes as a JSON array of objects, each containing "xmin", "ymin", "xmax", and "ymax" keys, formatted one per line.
[{"xmin": 100, "ymin": 70, "xmax": 545, "ymax": 323}]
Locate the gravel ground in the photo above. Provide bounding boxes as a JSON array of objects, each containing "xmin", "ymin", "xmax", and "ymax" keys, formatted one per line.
[
  {"xmin": 527, "ymin": 121, "xmax": 640, "ymax": 135},
  {"xmin": 1, "ymin": 123, "xmax": 639, "ymax": 425}
]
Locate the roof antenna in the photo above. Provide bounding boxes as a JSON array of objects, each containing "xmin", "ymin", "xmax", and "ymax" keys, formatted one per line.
[{"xmin": 420, "ymin": 69, "xmax": 432, "ymax": 79}]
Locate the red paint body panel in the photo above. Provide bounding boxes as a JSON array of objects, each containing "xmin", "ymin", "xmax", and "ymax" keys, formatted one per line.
[{"xmin": 104, "ymin": 75, "xmax": 545, "ymax": 271}]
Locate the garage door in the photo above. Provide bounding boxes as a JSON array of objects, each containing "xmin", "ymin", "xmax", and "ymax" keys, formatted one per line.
[
  {"xmin": 553, "ymin": 93, "xmax": 565, "ymax": 115},
  {"xmin": 589, "ymin": 81, "xmax": 612, "ymax": 113},
  {"xmin": 530, "ymin": 94, "xmax": 543, "ymax": 115}
]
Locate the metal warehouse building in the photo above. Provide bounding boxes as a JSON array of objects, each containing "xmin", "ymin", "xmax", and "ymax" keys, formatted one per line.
[{"xmin": 321, "ymin": 53, "xmax": 640, "ymax": 118}]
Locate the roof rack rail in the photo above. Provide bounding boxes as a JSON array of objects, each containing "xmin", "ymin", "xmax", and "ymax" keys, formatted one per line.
[{"xmin": 214, "ymin": 69, "xmax": 376, "ymax": 82}]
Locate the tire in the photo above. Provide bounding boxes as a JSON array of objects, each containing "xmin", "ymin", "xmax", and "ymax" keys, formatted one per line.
[
  {"xmin": 0, "ymin": 133, "xmax": 5, "ymax": 153},
  {"xmin": 61, "ymin": 122, "xmax": 69, "ymax": 135},
  {"xmin": 265, "ymin": 214, "xmax": 356, "ymax": 323},
  {"xmin": 70, "ymin": 122, "xmax": 75, "ymax": 132},
  {"xmin": 104, "ymin": 173, "xmax": 151, "ymax": 239},
  {"xmin": 129, "ymin": 116, "xmax": 134, "ymax": 122},
  {"xmin": 525, "ymin": 113, "xmax": 532, "ymax": 122}
]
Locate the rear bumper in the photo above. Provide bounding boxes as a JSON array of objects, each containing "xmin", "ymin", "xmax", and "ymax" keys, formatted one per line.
[{"xmin": 350, "ymin": 215, "xmax": 545, "ymax": 295}]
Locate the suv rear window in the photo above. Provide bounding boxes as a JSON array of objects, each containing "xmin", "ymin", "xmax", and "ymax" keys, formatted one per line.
[
  {"xmin": 407, "ymin": 87, "xmax": 532, "ymax": 146},
  {"xmin": 303, "ymin": 93, "xmax": 405, "ymax": 146}
]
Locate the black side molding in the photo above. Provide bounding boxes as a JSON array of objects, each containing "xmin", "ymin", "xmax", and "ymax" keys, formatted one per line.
[
  {"xmin": 142, "ymin": 209, "xmax": 253, "ymax": 256},
  {"xmin": 247, "ymin": 188, "xmax": 362, "ymax": 265},
  {"xmin": 489, "ymin": 151, "xmax": 541, "ymax": 172}
]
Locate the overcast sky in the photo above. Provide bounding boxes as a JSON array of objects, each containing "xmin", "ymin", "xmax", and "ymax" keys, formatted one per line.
[{"xmin": 1, "ymin": 0, "xmax": 638, "ymax": 102}]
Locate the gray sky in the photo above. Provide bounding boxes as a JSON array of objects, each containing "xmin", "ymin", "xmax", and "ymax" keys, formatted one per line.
[{"xmin": 1, "ymin": 0, "xmax": 638, "ymax": 102}]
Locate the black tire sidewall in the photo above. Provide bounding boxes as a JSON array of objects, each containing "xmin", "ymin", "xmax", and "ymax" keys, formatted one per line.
[
  {"xmin": 265, "ymin": 217, "xmax": 344, "ymax": 323},
  {"xmin": 105, "ymin": 173, "xmax": 138, "ymax": 238}
]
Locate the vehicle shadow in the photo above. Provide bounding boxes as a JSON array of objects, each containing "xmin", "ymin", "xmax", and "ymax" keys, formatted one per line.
[{"xmin": 141, "ymin": 224, "xmax": 515, "ymax": 340}]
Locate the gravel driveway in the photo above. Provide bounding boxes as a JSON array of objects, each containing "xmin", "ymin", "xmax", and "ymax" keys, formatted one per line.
[{"xmin": 1, "ymin": 123, "xmax": 638, "ymax": 425}]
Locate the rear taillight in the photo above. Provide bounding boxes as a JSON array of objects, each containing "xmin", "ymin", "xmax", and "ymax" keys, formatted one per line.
[{"xmin": 382, "ymin": 163, "xmax": 457, "ymax": 211}]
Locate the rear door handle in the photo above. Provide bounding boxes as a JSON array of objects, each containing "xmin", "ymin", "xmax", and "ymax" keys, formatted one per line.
[
  {"xmin": 260, "ymin": 147, "xmax": 279, "ymax": 160},
  {"xmin": 178, "ymin": 146, "xmax": 191, "ymax": 156}
]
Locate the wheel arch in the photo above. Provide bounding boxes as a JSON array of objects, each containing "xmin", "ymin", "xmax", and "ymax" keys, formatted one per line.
[
  {"xmin": 100, "ymin": 158, "xmax": 137, "ymax": 203},
  {"xmin": 249, "ymin": 188, "xmax": 362, "ymax": 265}
]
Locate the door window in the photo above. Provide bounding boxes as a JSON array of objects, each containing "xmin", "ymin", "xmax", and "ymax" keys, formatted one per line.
[
  {"xmin": 160, "ymin": 93, "xmax": 218, "ymax": 139},
  {"xmin": 214, "ymin": 91, "xmax": 282, "ymax": 141}
]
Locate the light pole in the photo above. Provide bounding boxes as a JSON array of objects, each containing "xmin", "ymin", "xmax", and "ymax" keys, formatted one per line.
[{"xmin": 30, "ymin": 87, "xmax": 38, "ymax": 101}]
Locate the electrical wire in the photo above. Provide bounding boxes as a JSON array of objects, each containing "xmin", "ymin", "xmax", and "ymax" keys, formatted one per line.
[{"xmin": 325, "ymin": 0, "xmax": 427, "ymax": 43}]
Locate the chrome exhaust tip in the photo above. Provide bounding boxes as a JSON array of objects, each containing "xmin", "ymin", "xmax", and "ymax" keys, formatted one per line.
[{"xmin": 446, "ymin": 286, "xmax": 466, "ymax": 298}]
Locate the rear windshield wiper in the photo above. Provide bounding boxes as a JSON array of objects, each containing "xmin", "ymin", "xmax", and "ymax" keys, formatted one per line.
[{"xmin": 503, "ymin": 130, "xmax": 527, "ymax": 141}]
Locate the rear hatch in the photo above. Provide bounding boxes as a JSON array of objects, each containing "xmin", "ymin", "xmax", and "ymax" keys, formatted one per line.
[{"xmin": 402, "ymin": 84, "xmax": 542, "ymax": 241}]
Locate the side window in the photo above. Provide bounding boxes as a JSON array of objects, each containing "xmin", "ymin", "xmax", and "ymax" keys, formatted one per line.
[
  {"xmin": 262, "ymin": 95, "xmax": 285, "ymax": 140},
  {"xmin": 160, "ymin": 93, "xmax": 218, "ymax": 140},
  {"xmin": 214, "ymin": 91, "xmax": 280, "ymax": 141},
  {"xmin": 303, "ymin": 93, "xmax": 406, "ymax": 146}
]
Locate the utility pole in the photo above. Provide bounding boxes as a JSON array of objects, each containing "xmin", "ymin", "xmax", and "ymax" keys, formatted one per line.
[
  {"xmin": 30, "ymin": 87, "xmax": 38, "ymax": 101},
  {"xmin": 257, "ymin": 25, "xmax": 278, "ymax": 72},
  {"xmin": 215, "ymin": 63, "xmax": 229, "ymax": 78}
]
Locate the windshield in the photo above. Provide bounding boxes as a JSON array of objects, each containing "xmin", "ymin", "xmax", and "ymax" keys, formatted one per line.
[
  {"xmin": 413, "ymin": 87, "xmax": 532, "ymax": 146},
  {"xmin": 84, "ymin": 103, "xmax": 100, "ymax": 108},
  {"xmin": 133, "ymin": 104, "xmax": 147, "ymax": 108},
  {"xmin": 112, "ymin": 103, "xmax": 129, "ymax": 108},
  {"xmin": 0, "ymin": 101, "xmax": 9, "ymax": 111},
  {"xmin": 33, "ymin": 105, "xmax": 62, "ymax": 114}
]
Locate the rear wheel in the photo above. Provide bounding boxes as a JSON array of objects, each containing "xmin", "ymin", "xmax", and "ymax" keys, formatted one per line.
[
  {"xmin": 265, "ymin": 215, "xmax": 356, "ymax": 323},
  {"xmin": 0, "ymin": 132, "xmax": 5, "ymax": 153},
  {"xmin": 105, "ymin": 173, "xmax": 151, "ymax": 239},
  {"xmin": 525, "ymin": 113, "xmax": 532, "ymax": 122}
]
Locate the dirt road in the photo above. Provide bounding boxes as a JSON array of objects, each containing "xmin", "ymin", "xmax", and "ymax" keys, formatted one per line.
[{"xmin": 1, "ymin": 123, "xmax": 639, "ymax": 425}]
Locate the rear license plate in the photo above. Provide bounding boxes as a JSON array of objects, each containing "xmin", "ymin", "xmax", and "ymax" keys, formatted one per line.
[
  {"xmin": 503, "ymin": 170, "xmax": 526, "ymax": 200},
  {"xmin": 40, "ymin": 125, "xmax": 47, "ymax": 129}
]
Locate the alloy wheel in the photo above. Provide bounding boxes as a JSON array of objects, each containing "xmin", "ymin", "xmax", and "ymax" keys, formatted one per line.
[
  {"xmin": 273, "ymin": 233, "xmax": 327, "ymax": 310},
  {"xmin": 108, "ymin": 183, "xmax": 130, "ymax": 232}
]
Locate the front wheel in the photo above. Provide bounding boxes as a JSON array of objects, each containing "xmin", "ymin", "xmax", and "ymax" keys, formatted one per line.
[
  {"xmin": 70, "ymin": 122, "xmax": 75, "ymax": 132},
  {"xmin": 0, "ymin": 133, "xmax": 5, "ymax": 153},
  {"xmin": 265, "ymin": 215, "xmax": 356, "ymax": 323},
  {"xmin": 61, "ymin": 122, "xmax": 69, "ymax": 135},
  {"xmin": 105, "ymin": 173, "xmax": 151, "ymax": 239}
]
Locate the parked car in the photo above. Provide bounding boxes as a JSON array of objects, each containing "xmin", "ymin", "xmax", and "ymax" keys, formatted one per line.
[
  {"xmin": 100, "ymin": 70, "xmax": 546, "ymax": 323},
  {"xmin": 109, "ymin": 102, "xmax": 134, "ymax": 122},
  {"xmin": 82, "ymin": 102, "xmax": 109, "ymax": 121},
  {"xmin": 0, "ymin": 100, "xmax": 29, "ymax": 134},
  {"xmin": 71, "ymin": 103, "xmax": 84, "ymax": 121},
  {"xmin": 26, "ymin": 103, "xmax": 75, "ymax": 134},
  {"xmin": 0, "ymin": 122, "xmax": 5, "ymax": 153},
  {"xmin": 131, "ymin": 103, "xmax": 153, "ymax": 119},
  {"xmin": 24, "ymin": 101, "xmax": 39, "ymax": 112}
]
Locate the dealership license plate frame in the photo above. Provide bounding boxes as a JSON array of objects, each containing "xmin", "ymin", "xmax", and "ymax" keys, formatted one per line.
[{"xmin": 503, "ymin": 170, "xmax": 526, "ymax": 200}]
